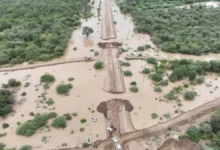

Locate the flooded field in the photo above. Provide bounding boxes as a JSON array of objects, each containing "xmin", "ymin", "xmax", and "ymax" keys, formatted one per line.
[
  {"xmin": 1, "ymin": 60, "xmax": 220, "ymax": 148},
  {"xmin": 1, "ymin": 0, "xmax": 220, "ymax": 149}
]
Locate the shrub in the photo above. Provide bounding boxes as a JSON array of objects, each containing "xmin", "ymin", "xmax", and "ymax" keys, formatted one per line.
[
  {"xmin": 2, "ymin": 123, "xmax": 9, "ymax": 129},
  {"xmin": 130, "ymin": 81, "xmax": 137, "ymax": 86},
  {"xmin": 51, "ymin": 117, "xmax": 66, "ymax": 128},
  {"xmin": 72, "ymin": 112, "xmax": 78, "ymax": 116},
  {"xmin": 200, "ymin": 123, "xmax": 212, "ymax": 134},
  {"xmin": 46, "ymin": 98, "xmax": 54, "ymax": 105},
  {"xmin": 184, "ymin": 84, "xmax": 189, "ymax": 88},
  {"xmin": 163, "ymin": 113, "xmax": 171, "ymax": 119},
  {"xmin": 33, "ymin": 114, "xmax": 48, "ymax": 128},
  {"xmin": 160, "ymin": 80, "xmax": 168, "ymax": 86},
  {"xmin": 29, "ymin": 112, "xmax": 34, "ymax": 116},
  {"xmin": 184, "ymin": 91, "xmax": 197, "ymax": 100},
  {"xmin": 178, "ymin": 134, "xmax": 189, "ymax": 140},
  {"xmin": 82, "ymin": 142, "xmax": 90, "ymax": 147},
  {"xmin": 47, "ymin": 112, "xmax": 57, "ymax": 119},
  {"xmin": 123, "ymin": 71, "xmax": 132, "ymax": 76},
  {"xmin": 16, "ymin": 121, "xmax": 36, "ymax": 136},
  {"xmin": 165, "ymin": 90, "xmax": 177, "ymax": 100},
  {"xmin": 151, "ymin": 73, "xmax": 163, "ymax": 82},
  {"xmin": 40, "ymin": 74, "xmax": 55, "ymax": 83},
  {"xmin": 186, "ymin": 125, "xmax": 200, "ymax": 143},
  {"xmin": 121, "ymin": 62, "xmax": 130, "ymax": 67},
  {"xmin": 129, "ymin": 86, "xmax": 139, "ymax": 93},
  {"xmin": 145, "ymin": 44, "xmax": 151, "ymax": 49},
  {"xmin": 151, "ymin": 113, "xmax": 158, "ymax": 119},
  {"xmin": 120, "ymin": 47, "xmax": 127, "ymax": 52},
  {"xmin": 156, "ymin": 69, "xmax": 164, "ymax": 74},
  {"xmin": 211, "ymin": 109, "xmax": 220, "ymax": 132},
  {"xmin": 24, "ymin": 82, "xmax": 30, "ymax": 87},
  {"xmin": 68, "ymin": 77, "xmax": 74, "ymax": 81},
  {"xmin": 196, "ymin": 76, "xmax": 205, "ymax": 84},
  {"xmin": 147, "ymin": 57, "xmax": 158, "ymax": 65},
  {"xmin": 63, "ymin": 113, "xmax": 72, "ymax": 120},
  {"xmin": 8, "ymin": 79, "xmax": 21, "ymax": 87},
  {"xmin": 142, "ymin": 68, "xmax": 150, "ymax": 74},
  {"xmin": 0, "ymin": 143, "xmax": 5, "ymax": 149},
  {"xmin": 21, "ymin": 92, "xmax": 26, "ymax": 96},
  {"xmin": 137, "ymin": 46, "xmax": 145, "ymax": 51},
  {"xmin": 80, "ymin": 119, "xmax": 87, "ymax": 124},
  {"xmin": 20, "ymin": 145, "xmax": 32, "ymax": 150},
  {"xmin": 56, "ymin": 83, "xmax": 73, "ymax": 95},
  {"xmin": 154, "ymin": 86, "xmax": 162, "ymax": 92},
  {"xmin": 0, "ymin": 89, "xmax": 14, "ymax": 117},
  {"xmin": 94, "ymin": 61, "xmax": 103, "ymax": 69},
  {"xmin": 188, "ymin": 71, "xmax": 197, "ymax": 81},
  {"xmin": 2, "ymin": 84, "xmax": 8, "ymax": 88},
  {"xmin": 80, "ymin": 128, "xmax": 85, "ymax": 132},
  {"xmin": 90, "ymin": 49, "xmax": 94, "ymax": 52},
  {"xmin": 43, "ymin": 83, "xmax": 50, "ymax": 89},
  {"xmin": 94, "ymin": 51, "xmax": 99, "ymax": 56},
  {"xmin": 73, "ymin": 47, "xmax": 77, "ymax": 50}
]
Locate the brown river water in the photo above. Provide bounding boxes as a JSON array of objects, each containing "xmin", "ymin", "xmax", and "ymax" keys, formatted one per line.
[{"xmin": 1, "ymin": 0, "xmax": 220, "ymax": 149}]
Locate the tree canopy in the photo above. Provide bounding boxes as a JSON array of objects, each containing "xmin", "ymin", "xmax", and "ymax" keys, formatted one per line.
[
  {"xmin": 119, "ymin": 0, "xmax": 220, "ymax": 55},
  {"xmin": 0, "ymin": 0, "xmax": 91, "ymax": 65}
]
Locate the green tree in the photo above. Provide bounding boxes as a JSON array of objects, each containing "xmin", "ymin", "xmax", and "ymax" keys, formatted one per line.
[
  {"xmin": 211, "ymin": 109, "xmax": 220, "ymax": 132},
  {"xmin": 51, "ymin": 117, "xmax": 66, "ymax": 128},
  {"xmin": 56, "ymin": 84, "xmax": 73, "ymax": 95},
  {"xmin": 8, "ymin": 79, "xmax": 21, "ymax": 87},
  {"xmin": 142, "ymin": 68, "xmax": 150, "ymax": 74},
  {"xmin": 82, "ymin": 26, "xmax": 94, "ymax": 39},
  {"xmin": 151, "ymin": 73, "xmax": 163, "ymax": 82},
  {"xmin": 184, "ymin": 91, "xmax": 197, "ymax": 100}
]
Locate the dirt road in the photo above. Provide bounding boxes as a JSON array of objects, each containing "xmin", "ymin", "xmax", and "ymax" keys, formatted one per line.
[
  {"xmin": 101, "ymin": 45, "xmax": 125, "ymax": 93},
  {"xmin": 101, "ymin": 0, "xmax": 117, "ymax": 40},
  {"xmin": 0, "ymin": 57, "xmax": 97, "ymax": 72}
]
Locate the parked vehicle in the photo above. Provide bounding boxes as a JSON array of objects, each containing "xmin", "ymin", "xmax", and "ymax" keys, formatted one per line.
[
  {"xmin": 115, "ymin": 143, "xmax": 122, "ymax": 150},
  {"xmin": 86, "ymin": 137, "xmax": 92, "ymax": 144},
  {"xmin": 112, "ymin": 136, "xmax": 118, "ymax": 143},
  {"xmin": 90, "ymin": 117, "xmax": 97, "ymax": 122},
  {"xmin": 106, "ymin": 126, "xmax": 113, "ymax": 132}
]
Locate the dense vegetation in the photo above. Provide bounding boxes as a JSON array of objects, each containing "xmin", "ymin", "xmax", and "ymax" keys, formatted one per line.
[
  {"xmin": 94, "ymin": 61, "xmax": 103, "ymax": 69},
  {"xmin": 40, "ymin": 74, "xmax": 55, "ymax": 83},
  {"xmin": 51, "ymin": 116, "xmax": 66, "ymax": 128},
  {"xmin": 0, "ymin": 89, "xmax": 14, "ymax": 117},
  {"xmin": 179, "ymin": 109, "xmax": 220, "ymax": 149},
  {"xmin": 56, "ymin": 83, "xmax": 73, "ymax": 95},
  {"xmin": 167, "ymin": 59, "xmax": 220, "ymax": 82},
  {"xmin": 16, "ymin": 113, "xmax": 56, "ymax": 136},
  {"xmin": 119, "ymin": 0, "xmax": 220, "ymax": 55},
  {"xmin": 0, "ymin": 0, "xmax": 91, "ymax": 65}
]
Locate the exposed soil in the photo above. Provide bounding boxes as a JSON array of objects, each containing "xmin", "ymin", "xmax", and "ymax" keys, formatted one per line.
[
  {"xmin": 0, "ymin": 57, "xmax": 97, "ymax": 72},
  {"xmin": 97, "ymin": 99, "xmax": 145, "ymax": 150},
  {"xmin": 101, "ymin": 45, "xmax": 125, "ymax": 93},
  {"xmin": 101, "ymin": 0, "xmax": 117, "ymax": 40},
  {"xmin": 158, "ymin": 138, "xmax": 201, "ymax": 150}
]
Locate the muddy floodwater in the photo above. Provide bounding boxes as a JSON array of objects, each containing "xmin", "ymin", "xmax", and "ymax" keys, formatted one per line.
[
  {"xmin": 178, "ymin": 1, "xmax": 220, "ymax": 8},
  {"xmin": 1, "ymin": 62, "xmax": 220, "ymax": 149},
  {"xmin": 1, "ymin": 0, "xmax": 220, "ymax": 149}
]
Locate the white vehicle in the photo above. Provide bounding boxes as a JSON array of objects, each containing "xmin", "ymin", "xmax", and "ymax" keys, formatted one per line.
[
  {"xmin": 90, "ymin": 117, "xmax": 97, "ymax": 122},
  {"xmin": 86, "ymin": 137, "xmax": 92, "ymax": 144},
  {"xmin": 106, "ymin": 126, "xmax": 113, "ymax": 132},
  {"xmin": 115, "ymin": 143, "xmax": 122, "ymax": 150},
  {"xmin": 112, "ymin": 136, "xmax": 118, "ymax": 143}
]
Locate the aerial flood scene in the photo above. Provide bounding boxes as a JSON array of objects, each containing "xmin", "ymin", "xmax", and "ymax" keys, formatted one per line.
[{"xmin": 1, "ymin": 0, "xmax": 220, "ymax": 150}]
